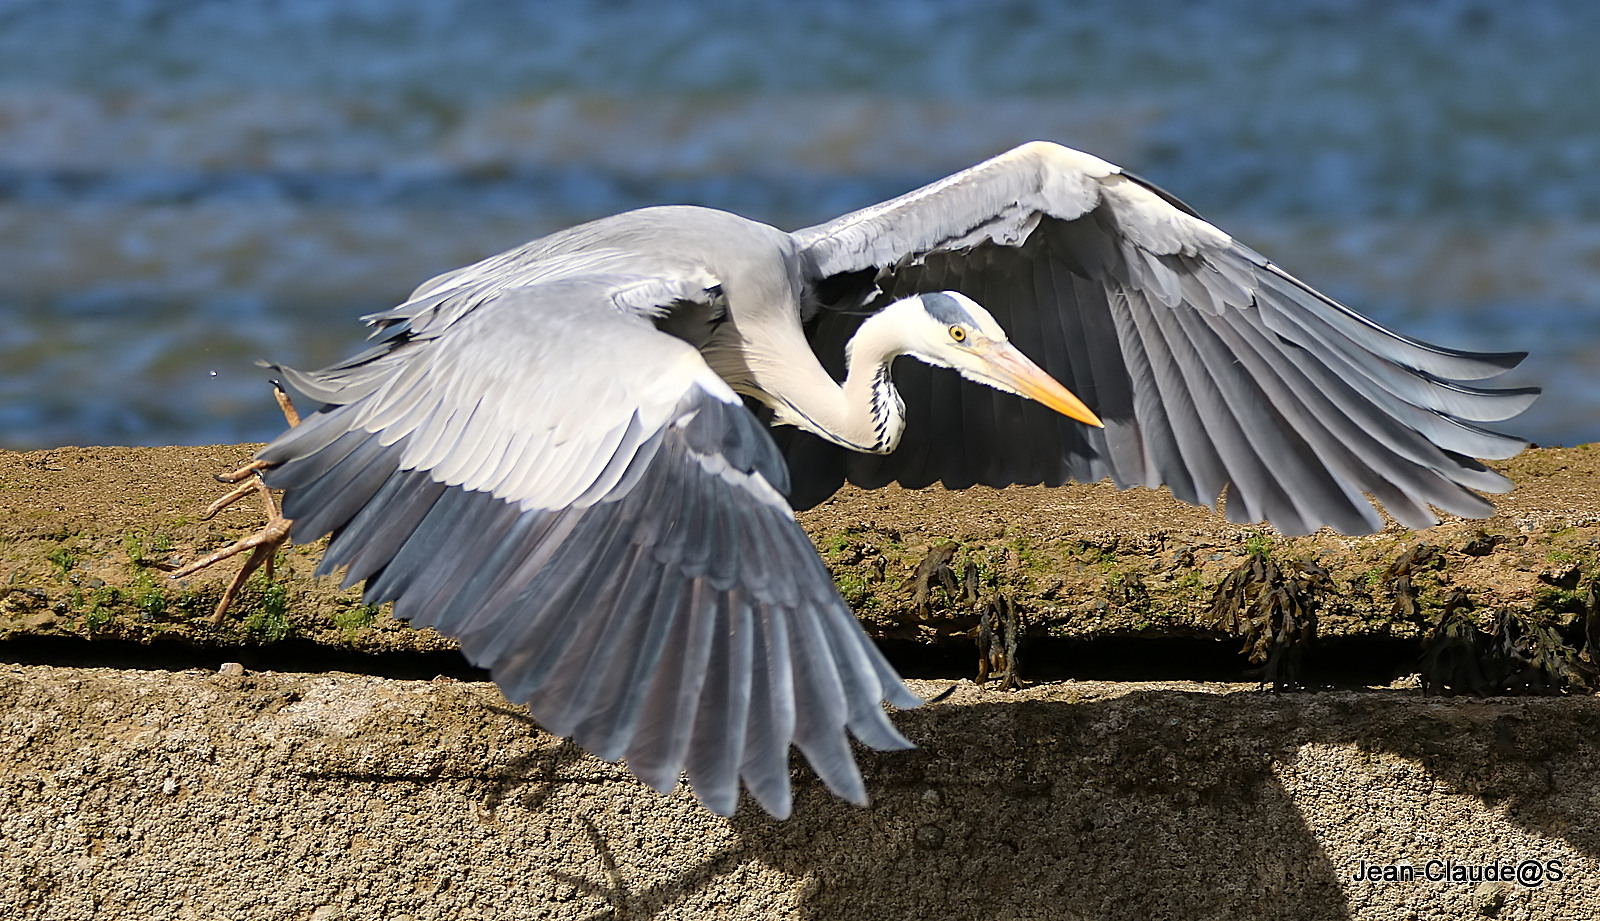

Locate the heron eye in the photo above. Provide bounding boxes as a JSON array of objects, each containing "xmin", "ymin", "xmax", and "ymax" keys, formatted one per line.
[{"xmin": 949, "ymin": 325, "xmax": 967, "ymax": 342}]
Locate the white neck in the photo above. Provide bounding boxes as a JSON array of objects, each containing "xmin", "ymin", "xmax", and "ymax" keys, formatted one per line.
[{"xmin": 759, "ymin": 309, "xmax": 910, "ymax": 455}]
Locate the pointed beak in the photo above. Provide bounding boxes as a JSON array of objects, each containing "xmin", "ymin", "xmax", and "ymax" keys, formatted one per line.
[{"xmin": 980, "ymin": 342, "xmax": 1104, "ymax": 428}]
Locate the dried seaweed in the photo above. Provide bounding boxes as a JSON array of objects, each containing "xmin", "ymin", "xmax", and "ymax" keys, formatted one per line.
[
  {"xmin": 976, "ymin": 593, "xmax": 1022, "ymax": 690},
  {"xmin": 1420, "ymin": 587, "xmax": 1598, "ymax": 695},
  {"xmin": 904, "ymin": 542, "xmax": 1025, "ymax": 688},
  {"xmin": 1208, "ymin": 552, "xmax": 1332, "ymax": 690},
  {"xmin": 1381, "ymin": 543, "xmax": 1441, "ymax": 623},
  {"xmin": 905, "ymin": 541, "xmax": 960, "ymax": 621}
]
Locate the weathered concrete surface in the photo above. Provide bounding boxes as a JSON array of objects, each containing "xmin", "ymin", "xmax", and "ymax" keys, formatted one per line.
[
  {"xmin": 5, "ymin": 445, "xmax": 1600, "ymax": 917},
  {"xmin": 4, "ymin": 665, "xmax": 1599, "ymax": 921}
]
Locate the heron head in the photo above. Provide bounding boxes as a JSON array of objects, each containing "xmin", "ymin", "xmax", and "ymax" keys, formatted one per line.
[{"xmin": 896, "ymin": 291, "xmax": 1104, "ymax": 428}]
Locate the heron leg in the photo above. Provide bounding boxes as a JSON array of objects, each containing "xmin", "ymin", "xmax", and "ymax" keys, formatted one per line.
[
  {"xmin": 170, "ymin": 381, "xmax": 300, "ymax": 625},
  {"xmin": 200, "ymin": 474, "xmax": 266, "ymax": 514}
]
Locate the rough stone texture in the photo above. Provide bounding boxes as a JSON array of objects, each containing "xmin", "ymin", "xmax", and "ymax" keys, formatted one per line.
[
  {"xmin": 4, "ymin": 444, "xmax": 1600, "ymax": 917},
  {"xmin": 3, "ymin": 666, "xmax": 1598, "ymax": 920}
]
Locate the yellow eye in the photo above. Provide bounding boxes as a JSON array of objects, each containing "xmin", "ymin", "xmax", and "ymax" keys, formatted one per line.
[{"xmin": 949, "ymin": 325, "xmax": 967, "ymax": 342}]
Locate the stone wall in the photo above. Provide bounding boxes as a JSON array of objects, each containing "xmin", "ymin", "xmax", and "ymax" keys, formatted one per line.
[
  {"xmin": 3, "ymin": 668, "xmax": 1597, "ymax": 920},
  {"xmin": 3, "ymin": 444, "xmax": 1599, "ymax": 918}
]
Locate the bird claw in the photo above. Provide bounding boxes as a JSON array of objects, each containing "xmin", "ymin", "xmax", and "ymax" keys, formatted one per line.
[
  {"xmin": 171, "ymin": 476, "xmax": 294, "ymax": 625},
  {"xmin": 269, "ymin": 379, "xmax": 301, "ymax": 428},
  {"xmin": 170, "ymin": 381, "xmax": 301, "ymax": 625},
  {"xmin": 212, "ymin": 459, "xmax": 271, "ymax": 486},
  {"xmin": 200, "ymin": 473, "xmax": 268, "ymax": 518}
]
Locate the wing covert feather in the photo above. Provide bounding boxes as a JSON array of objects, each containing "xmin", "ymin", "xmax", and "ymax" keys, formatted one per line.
[
  {"xmin": 786, "ymin": 141, "xmax": 1535, "ymax": 534},
  {"xmin": 260, "ymin": 280, "xmax": 917, "ymax": 818}
]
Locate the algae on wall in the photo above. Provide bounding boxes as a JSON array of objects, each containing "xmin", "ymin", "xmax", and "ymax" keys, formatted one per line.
[{"xmin": 3, "ymin": 443, "xmax": 1598, "ymax": 689}]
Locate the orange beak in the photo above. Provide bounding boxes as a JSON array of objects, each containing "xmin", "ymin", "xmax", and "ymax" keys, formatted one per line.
[{"xmin": 980, "ymin": 342, "xmax": 1104, "ymax": 428}]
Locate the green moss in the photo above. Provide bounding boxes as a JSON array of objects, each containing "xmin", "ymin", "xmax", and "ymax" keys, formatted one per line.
[
  {"xmin": 122, "ymin": 529, "xmax": 175, "ymax": 566},
  {"xmin": 1077, "ymin": 541, "xmax": 1119, "ymax": 568},
  {"xmin": 171, "ymin": 588, "xmax": 208, "ymax": 620},
  {"xmin": 124, "ymin": 572, "xmax": 168, "ymax": 622},
  {"xmin": 242, "ymin": 581, "xmax": 292, "ymax": 642},
  {"xmin": 1243, "ymin": 531, "xmax": 1274, "ymax": 558},
  {"xmin": 47, "ymin": 546, "xmax": 76, "ymax": 579},
  {"xmin": 331, "ymin": 603, "xmax": 379, "ymax": 639},
  {"xmin": 137, "ymin": 589, "xmax": 166, "ymax": 622},
  {"xmin": 967, "ymin": 546, "xmax": 1003, "ymax": 586},
  {"xmin": 818, "ymin": 532, "xmax": 851, "ymax": 555},
  {"xmin": 1534, "ymin": 586, "xmax": 1584, "ymax": 616},
  {"xmin": 83, "ymin": 586, "xmax": 118, "ymax": 632},
  {"xmin": 836, "ymin": 569, "xmax": 871, "ymax": 606},
  {"xmin": 1172, "ymin": 569, "xmax": 1204, "ymax": 594},
  {"xmin": 1009, "ymin": 534, "xmax": 1045, "ymax": 570},
  {"xmin": 1131, "ymin": 607, "xmax": 1176, "ymax": 631}
]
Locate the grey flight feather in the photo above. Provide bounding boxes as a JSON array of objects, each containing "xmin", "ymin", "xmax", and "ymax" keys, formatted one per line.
[
  {"xmin": 781, "ymin": 141, "xmax": 1535, "ymax": 530},
  {"xmin": 251, "ymin": 141, "xmax": 1535, "ymax": 819},
  {"xmin": 261, "ymin": 274, "xmax": 918, "ymax": 819}
]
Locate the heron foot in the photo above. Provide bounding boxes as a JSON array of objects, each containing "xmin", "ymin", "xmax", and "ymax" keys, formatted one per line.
[
  {"xmin": 170, "ymin": 380, "xmax": 302, "ymax": 626},
  {"xmin": 170, "ymin": 477, "xmax": 294, "ymax": 625}
]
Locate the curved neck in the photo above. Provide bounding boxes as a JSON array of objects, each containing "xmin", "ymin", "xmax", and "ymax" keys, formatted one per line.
[{"xmin": 762, "ymin": 310, "xmax": 908, "ymax": 455}]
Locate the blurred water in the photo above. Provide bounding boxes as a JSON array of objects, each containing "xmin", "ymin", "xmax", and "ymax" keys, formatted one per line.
[{"xmin": 1, "ymin": 0, "xmax": 1597, "ymax": 449}]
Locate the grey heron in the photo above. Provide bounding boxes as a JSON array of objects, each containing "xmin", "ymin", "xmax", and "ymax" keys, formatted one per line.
[{"xmin": 178, "ymin": 141, "xmax": 1535, "ymax": 818}]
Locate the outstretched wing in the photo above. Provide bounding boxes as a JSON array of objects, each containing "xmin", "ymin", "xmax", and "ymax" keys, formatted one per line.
[
  {"xmin": 786, "ymin": 141, "xmax": 1537, "ymax": 534},
  {"xmin": 259, "ymin": 276, "xmax": 918, "ymax": 818}
]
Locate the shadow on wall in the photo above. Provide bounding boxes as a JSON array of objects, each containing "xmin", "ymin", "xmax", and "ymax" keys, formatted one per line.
[{"xmin": 459, "ymin": 689, "xmax": 1598, "ymax": 920}]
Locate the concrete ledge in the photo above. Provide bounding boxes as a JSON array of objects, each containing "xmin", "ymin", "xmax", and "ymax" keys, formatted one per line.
[
  {"xmin": 4, "ymin": 665, "xmax": 1597, "ymax": 920},
  {"xmin": 4, "ymin": 444, "xmax": 1600, "ymax": 660}
]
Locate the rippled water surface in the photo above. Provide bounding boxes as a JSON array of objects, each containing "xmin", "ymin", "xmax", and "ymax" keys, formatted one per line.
[{"xmin": 2, "ymin": 0, "xmax": 1597, "ymax": 449}]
